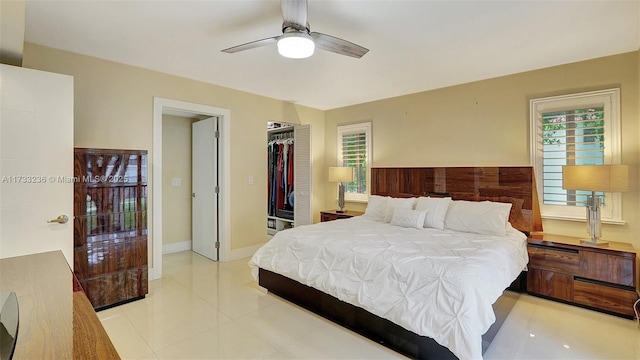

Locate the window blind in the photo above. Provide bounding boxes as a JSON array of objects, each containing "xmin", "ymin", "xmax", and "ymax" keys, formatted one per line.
[
  {"xmin": 541, "ymin": 107, "xmax": 605, "ymax": 207},
  {"xmin": 341, "ymin": 131, "xmax": 367, "ymax": 194}
]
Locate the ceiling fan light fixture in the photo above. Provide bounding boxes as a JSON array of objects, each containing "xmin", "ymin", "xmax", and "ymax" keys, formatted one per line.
[{"xmin": 277, "ymin": 32, "xmax": 315, "ymax": 59}]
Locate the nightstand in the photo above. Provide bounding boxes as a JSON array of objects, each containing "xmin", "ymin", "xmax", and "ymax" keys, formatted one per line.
[
  {"xmin": 527, "ymin": 233, "xmax": 638, "ymax": 318},
  {"xmin": 320, "ymin": 210, "xmax": 364, "ymax": 222}
]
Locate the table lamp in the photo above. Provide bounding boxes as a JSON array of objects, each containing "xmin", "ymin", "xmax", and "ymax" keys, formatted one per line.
[
  {"xmin": 329, "ymin": 167, "xmax": 354, "ymax": 213},
  {"xmin": 562, "ymin": 164, "xmax": 628, "ymax": 246}
]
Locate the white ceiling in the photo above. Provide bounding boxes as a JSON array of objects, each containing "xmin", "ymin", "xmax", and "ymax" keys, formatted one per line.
[{"xmin": 24, "ymin": 1, "xmax": 639, "ymax": 110}]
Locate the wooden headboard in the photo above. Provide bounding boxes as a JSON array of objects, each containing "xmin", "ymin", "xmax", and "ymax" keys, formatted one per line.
[{"xmin": 371, "ymin": 167, "xmax": 543, "ymax": 234}]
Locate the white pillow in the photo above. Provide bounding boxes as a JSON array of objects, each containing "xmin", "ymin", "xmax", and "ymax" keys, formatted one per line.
[
  {"xmin": 444, "ymin": 200, "xmax": 512, "ymax": 236},
  {"xmin": 363, "ymin": 195, "xmax": 389, "ymax": 221},
  {"xmin": 391, "ymin": 208, "xmax": 428, "ymax": 230},
  {"xmin": 384, "ymin": 197, "xmax": 416, "ymax": 223},
  {"xmin": 415, "ymin": 197, "xmax": 451, "ymax": 229}
]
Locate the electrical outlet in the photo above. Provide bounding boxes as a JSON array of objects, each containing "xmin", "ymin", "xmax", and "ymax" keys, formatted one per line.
[
  {"xmin": 171, "ymin": 178, "xmax": 181, "ymax": 187},
  {"xmin": 248, "ymin": 176, "xmax": 254, "ymax": 185}
]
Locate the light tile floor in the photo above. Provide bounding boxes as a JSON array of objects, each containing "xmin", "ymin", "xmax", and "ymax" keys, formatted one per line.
[{"xmin": 99, "ymin": 251, "xmax": 640, "ymax": 359}]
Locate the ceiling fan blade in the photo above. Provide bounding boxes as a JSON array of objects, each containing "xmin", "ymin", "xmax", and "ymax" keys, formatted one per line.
[
  {"xmin": 221, "ymin": 36, "xmax": 279, "ymax": 54},
  {"xmin": 281, "ymin": 0, "xmax": 308, "ymax": 31},
  {"xmin": 309, "ymin": 32, "xmax": 369, "ymax": 58}
]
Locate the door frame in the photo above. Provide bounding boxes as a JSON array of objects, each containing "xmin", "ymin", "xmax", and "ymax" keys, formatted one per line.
[{"xmin": 152, "ymin": 97, "xmax": 231, "ymax": 280}]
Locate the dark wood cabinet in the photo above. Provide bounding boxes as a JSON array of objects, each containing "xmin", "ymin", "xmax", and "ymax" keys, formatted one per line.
[
  {"xmin": 73, "ymin": 148, "xmax": 148, "ymax": 309},
  {"xmin": 320, "ymin": 210, "xmax": 364, "ymax": 222},
  {"xmin": 527, "ymin": 233, "xmax": 638, "ymax": 318}
]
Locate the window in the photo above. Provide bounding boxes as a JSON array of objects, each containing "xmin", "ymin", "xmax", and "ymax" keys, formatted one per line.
[
  {"xmin": 337, "ymin": 122, "xmax": 371, "ymax": 202},
  {"xmin": 530, "ymin": 88, "xmax": 622, "ymax": 222}
]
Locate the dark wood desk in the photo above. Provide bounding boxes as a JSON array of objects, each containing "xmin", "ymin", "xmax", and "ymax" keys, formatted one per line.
[{"xmin": 0, "ymin": 251, "xmax": 119, "ymax": 359}]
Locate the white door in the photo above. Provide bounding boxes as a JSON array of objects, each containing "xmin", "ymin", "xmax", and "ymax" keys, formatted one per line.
[
  {"xmin": 192, "ymin": 117, "xmax": 218, "ymax": 260},
  {"xmin": 293, "ymin": 124, "xmax": 312, "ymax": 227},
  {"xmin": 0, "ymin": 64, "xmax": 74, "ymax": 265}
]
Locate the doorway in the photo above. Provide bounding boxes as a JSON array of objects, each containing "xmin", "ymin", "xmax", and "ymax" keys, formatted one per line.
[{"xmin": 152, "ymin": 98, "xmax": 231, "ymax": 280}]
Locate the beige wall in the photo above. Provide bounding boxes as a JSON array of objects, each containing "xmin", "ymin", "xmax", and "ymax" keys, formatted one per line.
[
  {"xmin": 162, "ymin": 115, "xmax": 193, "ymax": 246},
  {"xmin": 22, "ymin": 42, "xmax": 640, "ymax": 264},
  {"xmin": 23, "ymin": 43, "xmax": 326, "ymax": 263},
  {"xmin": 0, "ymin": 0, "xmax": 25, "ymax": 66},
  {"xmin": 325, "ymin": 52, "xmax": 640, "ymax": 253}
]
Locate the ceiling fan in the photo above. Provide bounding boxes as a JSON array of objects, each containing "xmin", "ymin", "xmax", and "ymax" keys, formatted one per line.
[{"xmin": 221, "ymin": 0, "xmax": 368, "ymax": 59}]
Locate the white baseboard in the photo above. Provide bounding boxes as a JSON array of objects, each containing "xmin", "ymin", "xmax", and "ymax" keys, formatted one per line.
[
  {"xmin": 225, "ymin": 244, "xmax": 263, "ymax": 262},
  {"xmin": 160, "ymin": 240, "xmax": 261, "ymax": 262},
  {"xmin": 149, "ymin": 266, "xmax": 160, "ymax": 280},
  {"xmin": 163, "ymin": 240, "xmax": 192, "ymax": 255}
]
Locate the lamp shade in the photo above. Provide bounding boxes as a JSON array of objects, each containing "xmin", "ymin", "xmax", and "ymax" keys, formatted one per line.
[
  {"xmin": 562, "ymin": 165, "xmax": 628, "ymax": 192},
  {"xmin": 329, "ymin": 167, "xmax": 354, "ymax": 183}
]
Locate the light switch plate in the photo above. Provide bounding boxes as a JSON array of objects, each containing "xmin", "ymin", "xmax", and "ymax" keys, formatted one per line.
[{"xmin": 171, "ymin": 178, "xmax": 181, "ymax": 187}]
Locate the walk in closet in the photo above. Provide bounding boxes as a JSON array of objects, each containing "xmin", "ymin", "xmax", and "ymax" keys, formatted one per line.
[{"xmin": 267, "ymin": 123, "xmax": 312, "ymax": 239}]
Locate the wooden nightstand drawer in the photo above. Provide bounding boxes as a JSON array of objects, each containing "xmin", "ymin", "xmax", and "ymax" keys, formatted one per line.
[
  {"xmin": 580, "ymin": 251, "xmax": 635, "ymax": 287},
  {"xmin": 528, "ymin": 245, "xmax": 580, "ymax": 274},
  {"xmin": 527, "ymin": 268, "xmax": 573, "ymax": 301},
  {"xmin": 573, "ymin": 279, "xmax": 637, "ymax": 318}
]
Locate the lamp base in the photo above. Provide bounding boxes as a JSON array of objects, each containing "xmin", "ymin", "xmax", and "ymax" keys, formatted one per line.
[
  {"xmin": 582, "ymin": 193, "xmax": 607, "ymax": 247},
  {"xmin": 336, "ymin": 210, "xmax": 345, "ymax": 213},
  {"xmin": 580, "ymin": 239, "xmax": 609, "ymax": 247},
  {"xmin": 337, "ymin": 183, "xmax": 346, "ymax": 215}
]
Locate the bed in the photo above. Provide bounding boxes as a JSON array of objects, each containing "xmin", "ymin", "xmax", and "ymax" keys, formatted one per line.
[{"xmin": 250, "ymin": 167, "xmax": 542, "ymax": 359}]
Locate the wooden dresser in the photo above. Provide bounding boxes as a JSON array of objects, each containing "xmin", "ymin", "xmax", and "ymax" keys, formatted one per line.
[
  {"xmin": 0, "ymin": 251, "xmax": 119, "ymax": 359},
  {"xmin": 527, "ymin": 233, "xmax": 638, "ymax": 318},
  {"xmin": 74, "ymin": 148, "xmax": 148, "ymax": 309}
]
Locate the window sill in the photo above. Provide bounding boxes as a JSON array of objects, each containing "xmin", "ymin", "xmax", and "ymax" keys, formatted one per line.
[
  {"xmin": 345, "ymin": 198, "xmax": 368, "ymax": 204},
  {"xmin": 541, "ymin": 214, "xmax": 627, "ymax": 225}
]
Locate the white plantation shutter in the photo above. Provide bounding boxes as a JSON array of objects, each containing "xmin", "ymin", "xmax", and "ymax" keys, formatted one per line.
[
  {"xmin": 337, "ymin": 122, "xmax": 371, "ymax": 202},
  {"xmin": 530, "ymin": 89, "xmax": 622, "ymax": 222},
  {"xmin": 342, "ymin": 132, "xmax": 366, "ymax": 192},
  {"xmin": 541, "ymin": 108, "xmax": 605, "ymax": 206}
]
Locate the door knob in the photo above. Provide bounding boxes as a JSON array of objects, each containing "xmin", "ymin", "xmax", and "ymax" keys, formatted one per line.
[{"xmin": 47, "ymin": 215, "xmax": 69, "ymax": 224}]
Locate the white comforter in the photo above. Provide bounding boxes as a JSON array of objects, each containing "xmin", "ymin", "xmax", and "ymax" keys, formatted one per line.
[{"xmin": 249, "ymin": 217, "xmax": 528, "ymax": 359}]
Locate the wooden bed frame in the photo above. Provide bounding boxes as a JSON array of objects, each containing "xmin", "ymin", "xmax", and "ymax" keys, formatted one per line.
[{"xmin": 258, "ymin": 166, "xmax": 542, "ymax": 359}]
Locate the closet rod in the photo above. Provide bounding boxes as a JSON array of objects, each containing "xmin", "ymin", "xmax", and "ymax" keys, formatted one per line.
[{"xmin": 269, "ymin": 132, "xmax": 294, "ymax": 141}]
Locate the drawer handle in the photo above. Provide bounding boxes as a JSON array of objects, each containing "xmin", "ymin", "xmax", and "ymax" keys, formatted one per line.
[{"xmin": 529, "ymin": 244, "xmax": 578, "ymax": 254}]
